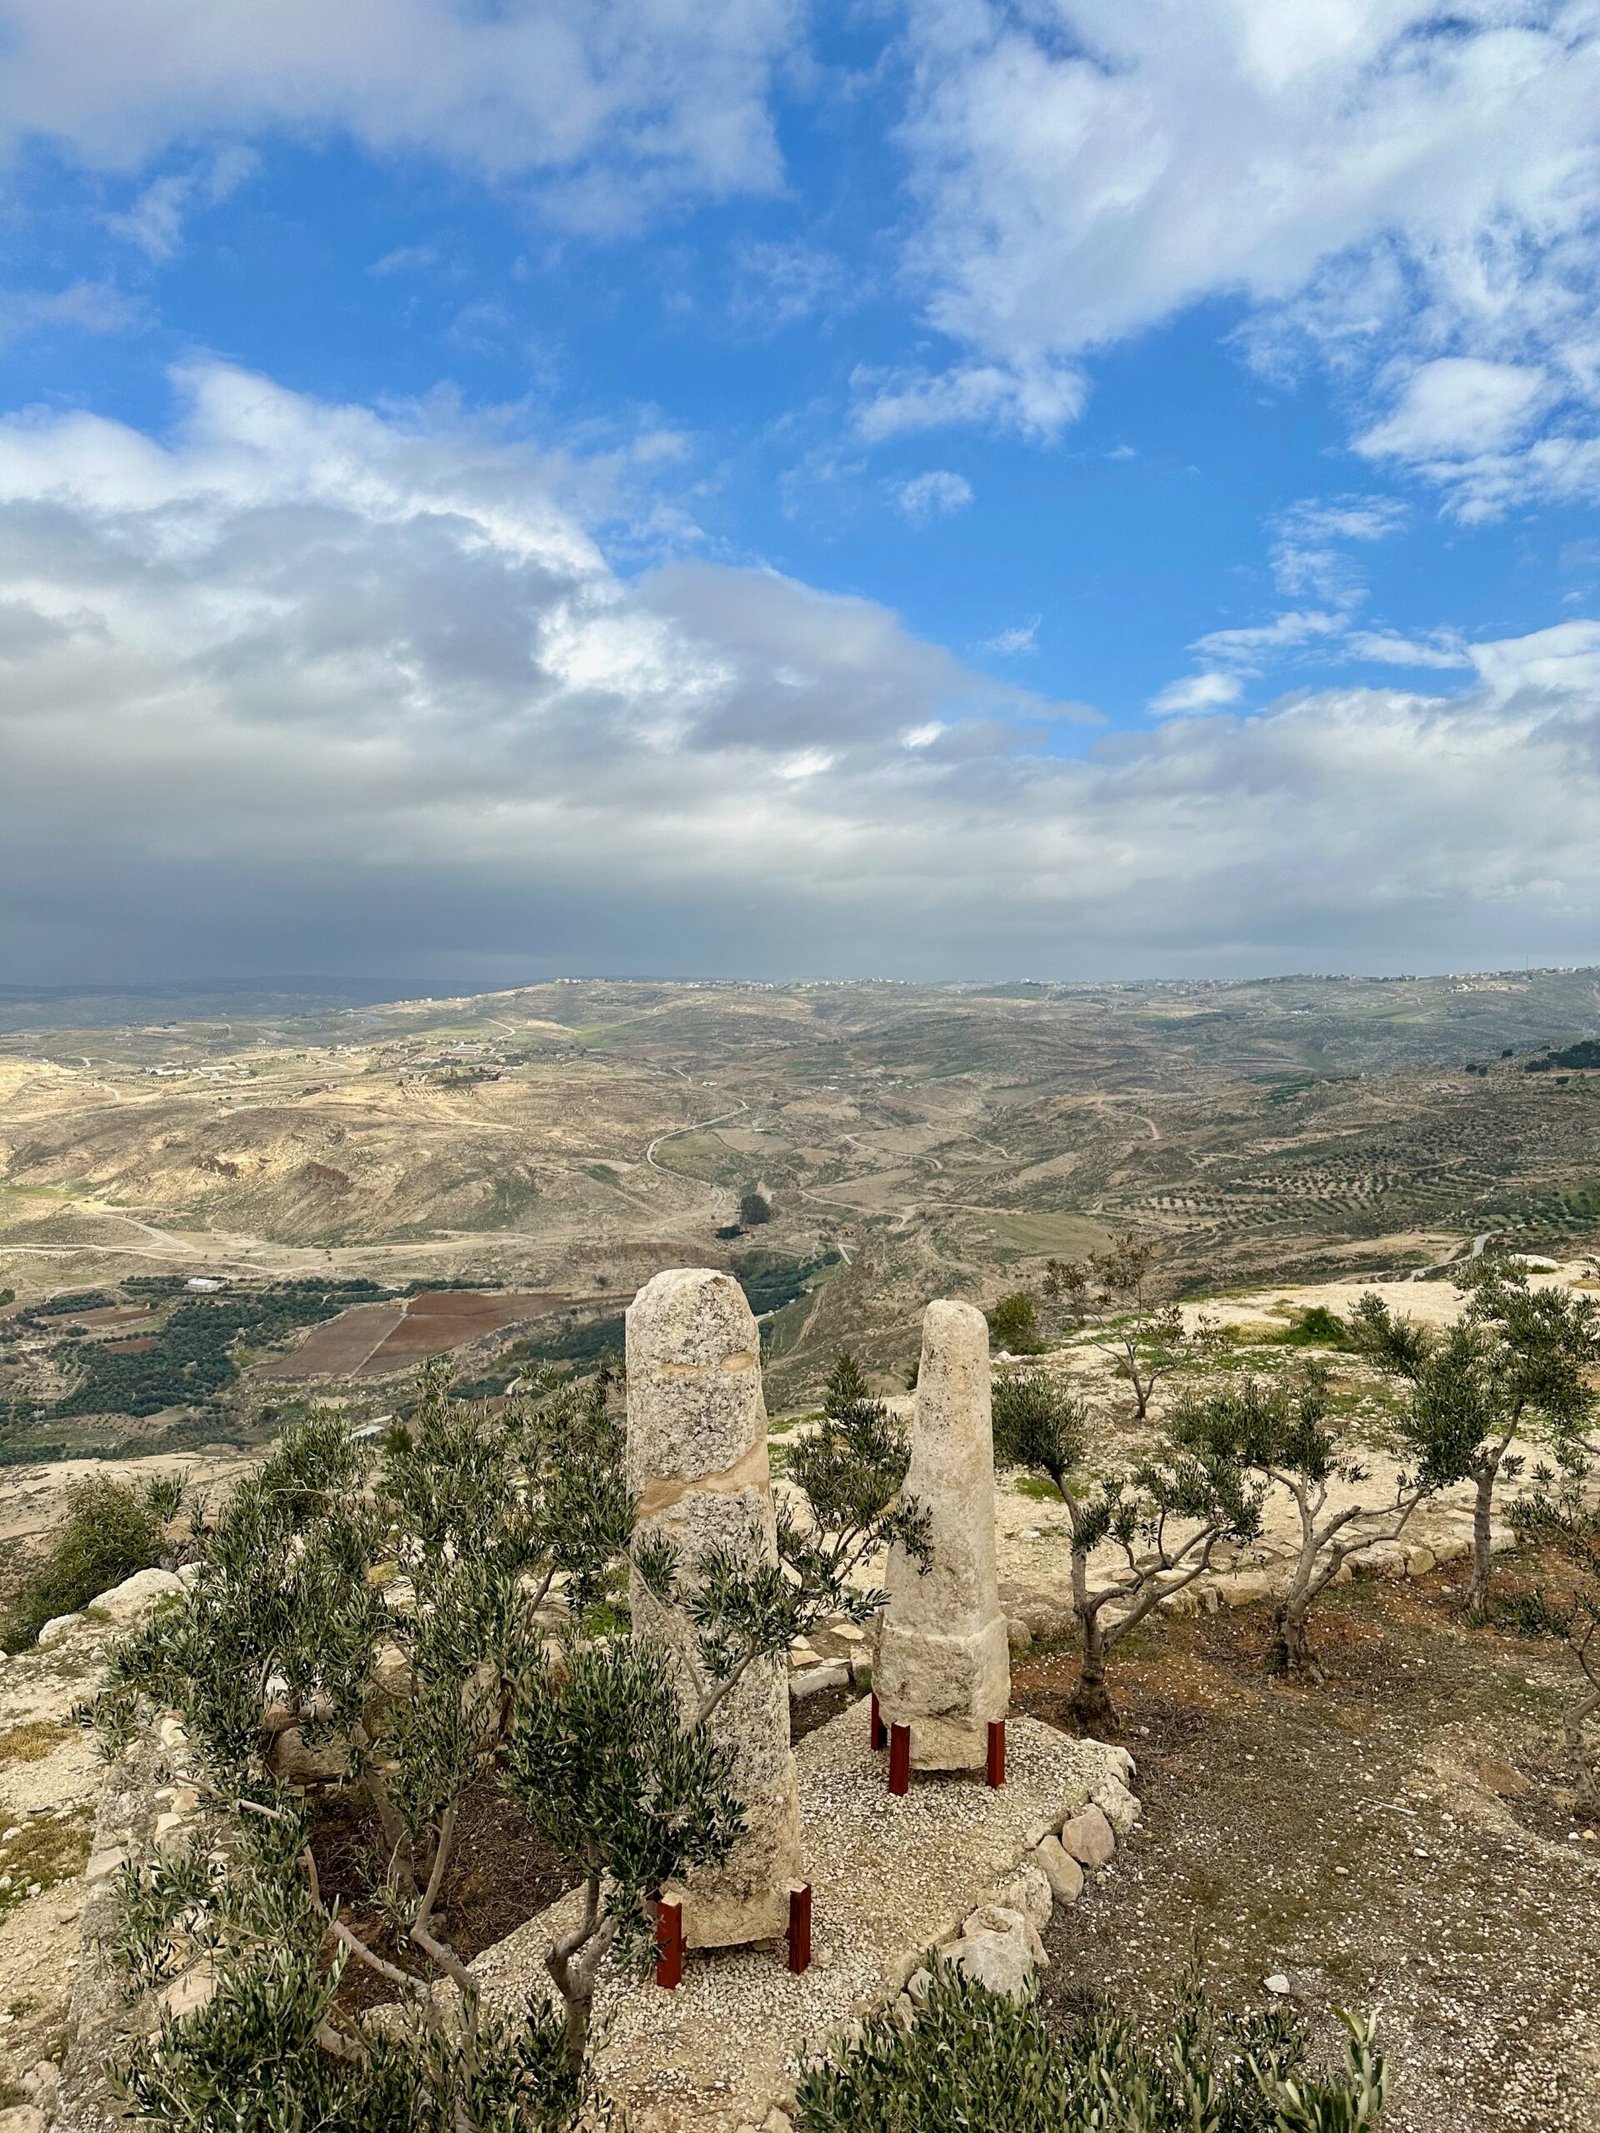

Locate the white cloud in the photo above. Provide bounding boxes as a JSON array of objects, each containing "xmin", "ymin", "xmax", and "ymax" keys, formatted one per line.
[
  {"xmin": 0, "ymin": 276, "xmax": 145, "ymax": 344},
  {"xmin": 1356, "ymin": 358, "xmax": 1549, "ymax": 463},
  {"xmin": 1270, "ymin": 495, "xmax": 1406, "ymax": 601},
  {"xmin": 1468, "ymin": 619, "xmax": 1600, "ymax": 699},
  {"xmin": 894, "ymin": 468, "xmax": 974, "ymax": 521},
  {"xmin": 729, "ymin": 239, "xmax": 847, "ymax": 328},
  {"xmin": 105, "ymin": 146, "xmax": 257, "ymax": 260},
  {"xmin": 1149, "ymin": 671, "xmax": 1244, "ymax": 716},
  {"xmin": 852, "ymin": 359, "xmax": 1085, "ymax": 442},
  {"xmin": 1346, "ymin": 628, "xmax": 1472, "ymax": 670},
  {"xmin": 0, "ymin": 0, "xmax": 799, "ymax": 227},
  {"xmin": 5, "ymin": 363, "xmax": 1600, "ymax": 981},
  {"xmin": 982, "ymin": 616, "xmax": 1039, "ymax": 656},
  {"xmin": 895, "ymin": 1, "xmax": 1600, "ymax": 489},
  {"xmin": 1192, "ymin": 609, "xmax": 1343, "ymax": 666},
  {"xmin": 370, "ymin": 245, "xmax": 440, "ymax": 278}
]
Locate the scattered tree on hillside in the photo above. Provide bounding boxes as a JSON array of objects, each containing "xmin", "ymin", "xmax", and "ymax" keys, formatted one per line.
[
  {"xmin": 1044, "ymin": 1235, "xmax": 1219, "ymax": 1421},
  {"xmin": 985, "ymin": 1292, "xmax": 1044, "ymax": 1355},
  {"xmin": 1351, "ymin": 1265, "xmax": 1599, "ymax": 1616},
  {"xmin": 993, "ymin": 1372, "xmax": 1261, "ymax": 1729},
  {"xmin": 1173, "ymin": 1367, "xmax": 1439, "ymax": 1680}
]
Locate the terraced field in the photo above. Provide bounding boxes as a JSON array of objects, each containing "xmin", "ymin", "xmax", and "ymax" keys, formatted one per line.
[{"xmin": 1, "ymin": 968, "xmax": 1597, "ymax": 1421}]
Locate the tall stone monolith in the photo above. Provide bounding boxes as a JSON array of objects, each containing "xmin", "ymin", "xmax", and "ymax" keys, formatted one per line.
[
  {"xmin": 876, "ymin": 1298, "xmax": 1010, "ymax": 1769},
  {"xmin": 625, "ymin": 1267, "xmax": 804, "ymax": 1948}
]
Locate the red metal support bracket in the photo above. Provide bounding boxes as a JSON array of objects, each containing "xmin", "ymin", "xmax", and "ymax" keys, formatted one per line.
[
  {"xmin": 654, "ymin": 1897, "xmax": 683, "ymax": 1990},
  {"xmin": 888, "ymin": 1721, "xmax": 911, "ymax": 1796},
  {"xmin": 986, "ymin": 1718, "xmax": 1006, "ymax": 1789},
  {"xmin": 786, "ymin": 1882, "xmax": 812, "ymax": 1974},
  {"xmin": 870, "ymin": 1691, "xmax": 887, "ymax": 1751}
]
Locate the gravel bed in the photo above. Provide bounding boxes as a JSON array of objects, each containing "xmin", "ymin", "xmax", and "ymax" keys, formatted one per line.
[{"xmin": 472, "ymin": 1696, "xmax": 1117, "ymax": 2132}]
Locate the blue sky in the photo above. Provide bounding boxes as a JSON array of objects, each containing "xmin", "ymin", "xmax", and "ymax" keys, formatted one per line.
[{"xmin": 2, "ymin": 2, "xmax": 1600, "ymax": 984}]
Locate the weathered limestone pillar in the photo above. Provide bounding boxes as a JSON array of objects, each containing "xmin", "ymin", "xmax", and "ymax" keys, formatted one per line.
[
  {"xmin": 626, "ymin": 1267, "xmax": 804, "ymax": 1948},
  {"xmin": 876, "ymin": 1298, "xmax": 1010, "ymax": 1770}
]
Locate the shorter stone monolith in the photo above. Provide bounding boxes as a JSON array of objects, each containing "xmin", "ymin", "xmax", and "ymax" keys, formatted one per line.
[
  {"xmin": 875, "ymin": 1298, "xmax": 1010, "ymax": 1770},
  {"xmin": 626, "ymin": 1267, "xmax": 804, "ymax": 1947}
]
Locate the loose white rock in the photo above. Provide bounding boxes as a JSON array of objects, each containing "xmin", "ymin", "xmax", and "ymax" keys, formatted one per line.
[
  {"xmin": 1061, "ymin": 1803, "xmax": 1116, "ymax": 1869},
  {"xmin": 951, "ymin": 1915, "xmax": 1035, "ymax": 2000},
  {"xmin": 1093, "ymin": 1776, "xmax": 1142, "ymax": 1838},
  {"xmin": 1034, "ymin": 1833, "xmax": 1085, "ymax": 1905},
  {"xmin": 992, "ymin": 1859, "xmax": 1052, "ymax": 1934},
  {"xmin": 88, "ymin": 1566, "xmax": 184, "ymax": 1626}
]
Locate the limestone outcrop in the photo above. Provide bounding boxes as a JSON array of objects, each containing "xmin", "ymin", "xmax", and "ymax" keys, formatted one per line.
[
  {"xmin": 625, "ymin": 1267, "xmax": 804, "ymax": 1948},
  {"xmin": 875, "ymin": 1298, "xmax": 1010, "ymax": 1770}
]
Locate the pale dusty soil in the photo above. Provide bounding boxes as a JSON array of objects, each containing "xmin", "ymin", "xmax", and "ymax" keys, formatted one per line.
[
  {"xmin": 0, "ymin": 1633, "xmax": 103, "ymax": 2105},
  {"xmin": 981, "ymin": 1263, "xmax": 1597, "ymax": 1619},
  {"xmin": 0, "ymin": 1448, "xmax": 256, "ymax": 1551}
]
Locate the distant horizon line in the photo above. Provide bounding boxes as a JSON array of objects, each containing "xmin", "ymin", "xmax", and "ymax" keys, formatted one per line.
[{"xmin": 3, "ymin": 963, "xmax": 1598, "ymax": 1002}]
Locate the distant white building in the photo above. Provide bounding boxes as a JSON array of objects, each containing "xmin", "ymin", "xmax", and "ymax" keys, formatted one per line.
[{"xmin": 185, "ymin": 1276, "xmax": 225, "ymax": 1292}]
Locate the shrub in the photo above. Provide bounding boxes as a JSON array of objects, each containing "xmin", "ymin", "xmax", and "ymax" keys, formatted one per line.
[
  {"xmin": 1, "ymin": 1477, "xmax": 166, "ymax": 1651},
  {"xmin": 985, "ymin": 1292, "xmax": 1043, "ymax": 1354},
  {"xmin": 795, "ymin": 1962, "xmax": 1387, "ymax": 2133},
  {"xmin": 1282, "ymin": 1305, "xmax": 1351, "ymax": 1348}
]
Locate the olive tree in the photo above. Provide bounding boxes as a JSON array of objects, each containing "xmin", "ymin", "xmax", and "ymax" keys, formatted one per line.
[
  {"xmin": 96, "ymin": 1342, "xmax": 924, "ymax": 2122},
  {"xmin": 1173, "ymin": 1368, "xmax": 1437, "ymax": 1680},
  {"xmin": 993, "ymin": 1371, "xmax": 1261, "ymax": 1729},
  {"xmin": 95, "ymin": 1376, "xmax": 640, "ymax": 2125},
  {"xmin": 1352, "ymin": 1264, "xmax": 1599, "ymax": 1615},
  {"xmin": 1044, "ymin": 1235, "xmax": 1218, "ymax": 1422},
  {"xmin": 797, "ymin": 1960, "xmax": 1388, "ymax": 2133}
]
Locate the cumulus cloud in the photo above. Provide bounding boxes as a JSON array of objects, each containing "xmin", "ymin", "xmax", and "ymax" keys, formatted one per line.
[
  {"xmin": 894, "ymin": 469, "xmax": 974, "ymax": 521},
  {"xmin": 0, "ymin": 0, "xmax": 799, "ymax": 227},
  {"xmin": 3, "ymin": 363, "xmax": 1598, "ymax": 982},
  {"xmin": 894, "ymin": 1, "xmax": 1600, "ymax": 486}
]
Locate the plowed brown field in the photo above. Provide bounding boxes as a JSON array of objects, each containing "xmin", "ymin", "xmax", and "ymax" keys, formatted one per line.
[
  {"xmin": 258, "ymin": 1290, "xmax": 565, "ymax": 1381},
  {"xmin": 356, "ymin": 1289, "xmax": 564, "ymax": 1371}
]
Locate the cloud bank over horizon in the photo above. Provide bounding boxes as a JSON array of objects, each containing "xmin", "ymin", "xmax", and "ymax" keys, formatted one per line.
[
  {"xmin": 1, "ymin": 6, "xmax": 1599, "ymax": 984},
  {"xmin": 2, "ymin": 366, "xmax": 1597, "ymax": 988}
]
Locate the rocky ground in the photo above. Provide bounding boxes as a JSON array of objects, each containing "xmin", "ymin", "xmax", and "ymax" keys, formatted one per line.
[
  {"xmin": 1024, "ymin": 1556, "xmax": 1600, "ymax": 2133},
  {"xmin": 0, "ymin": 1639, "xmax": 101, "ymax": 2117}
]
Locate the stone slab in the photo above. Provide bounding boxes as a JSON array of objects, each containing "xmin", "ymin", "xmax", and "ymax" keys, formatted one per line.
[{"xmin": 471, "ymin": 1698, "xmax": 1118, "ymax": 2133}]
